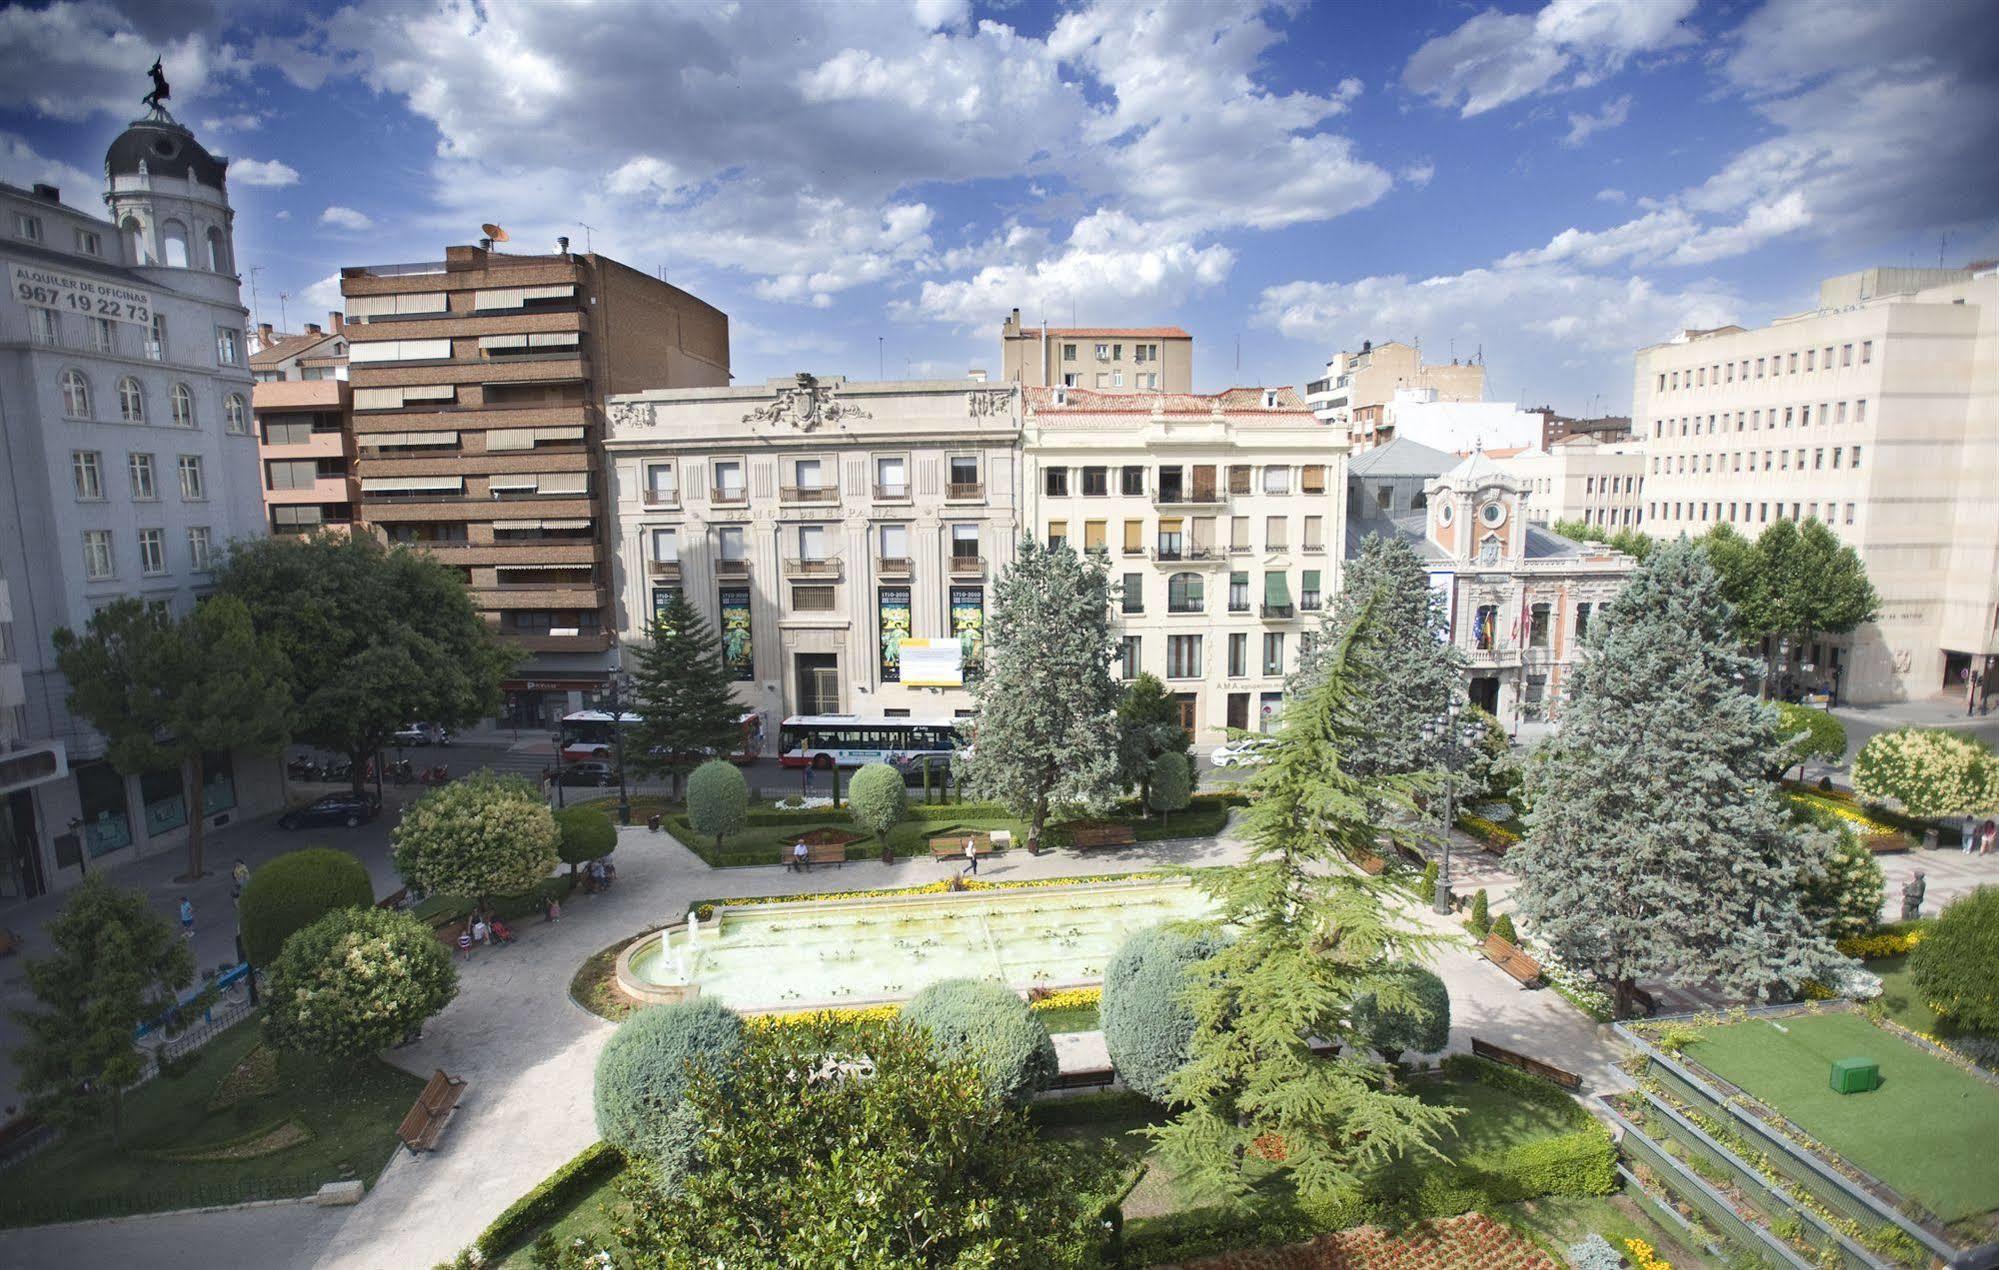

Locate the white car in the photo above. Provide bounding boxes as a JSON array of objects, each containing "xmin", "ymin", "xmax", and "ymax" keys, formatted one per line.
[{"xmin": 1210, "ymin": 737, "xmax": 1277, "ymax": 768}]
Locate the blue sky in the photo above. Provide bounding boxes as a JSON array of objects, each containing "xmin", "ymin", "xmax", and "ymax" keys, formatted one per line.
[{"xmin": 4, "ymin": 0, "xmax": 1994, "ymax": 413}]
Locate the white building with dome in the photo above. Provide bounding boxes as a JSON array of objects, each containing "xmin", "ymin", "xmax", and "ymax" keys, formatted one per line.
[{"xmin": 0, "ymin": 107, "xmax": 278, "ymax": 902}]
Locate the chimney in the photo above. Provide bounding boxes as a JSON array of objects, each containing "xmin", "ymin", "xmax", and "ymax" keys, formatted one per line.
[
  {"xmin": 557, "ymin": 235, "xmax": 570, "ymax": 255},
  {"xmin": 328, "ymin": 310, "xmax": 345, "ymax": 333},
  {"xmin": 967, "ymin": 368, "xmax": 987, "ymax": 382},
  {"xmin": 257, "ymin": 322, "xmax": 274, "ymax": 345},
  {"xmin": 305, "ymin": 323, "xmax": 322, "ymax": 336},
  {"xmin": 31, "ymin": 183, "xmax": 59, "ymax": 203}
]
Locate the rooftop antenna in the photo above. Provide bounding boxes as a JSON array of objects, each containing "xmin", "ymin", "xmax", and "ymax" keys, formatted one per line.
[
  {"xmin": 1939, "ymin": 231, "xmax": 1949, "ymax": 268},
  {"xmin": 878, "ymin": 336, "xmax": 884, "ymax": 381},
  {"xmin": 248, "ymin": 265, "xmax": 264, "ymax": 334},
  {"xmin": 481, "ymin": 222, "xmax": 510, "ymax": 252},
  {"xmin": 277, "ymin": 290, "xmax": 289, "ymax": 330},
  {"xmin": 577, "ymin": 222, "xmax": 594, "ymax": 254}
]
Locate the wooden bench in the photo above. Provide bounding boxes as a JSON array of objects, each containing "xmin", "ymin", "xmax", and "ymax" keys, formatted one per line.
[
  {"xmin": 804, "ymin": 840, "xmax": 847, "ymax": 868},
  {"xmin": 1350, "ymin": 850, "xmax": 1387, "ymax": 876},
  {"xmin": 1068, "ymin": 822, "xmax": 1136, "ymax": 850},
  {"xmin": 1479, "ymin": 933, "xmax": 1544, "ymax": 988},
  {"xmin": 396, "ymin": 1069, "xmax": 466, "ymax": 1153},
  {"xmin": 1048, "ymin": 1065, "xmax": 1117, "ymax": 1092},
  {"xmin": 929, "ymin": 831, "xmax": 996, "ymax": 859},
  {"xmin": 1471, "ymin": 1037, "xmax": 1582, "ymax": 1091},
  {"xmin": 376, "ymin": 887, "xmax": 409, "ymax": 911}
]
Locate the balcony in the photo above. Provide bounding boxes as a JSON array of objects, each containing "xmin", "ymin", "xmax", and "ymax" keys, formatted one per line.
[
  {"xmin": 876, "ymin": 556, "xmax": 912, "ymax": 576},
  {"xmin": 266, "ymin": 475, "xmax": 358, "ymax": 505},
  {"xmin": 946, "ymin": 481, "xmax": 984, "ymax": 500},
  {"xmin": 873, "ymin": 482, "xmax": 910, "ymax": 501},
  {"xmin": 647, "ymin": 559, "xmax": 682, "ymax": 580},
  {"xmin": 784, "ymin": 558, "xmax": 842, "ymax": 578},
  {"xmin": 1153, "ymin": 488, "xmax": 1224, "ymax": 507},
  {"xmin": 642, "ymin": 489, "xmax": 679, "ymax": 508},
  {"xmin": 710, "ymin": 486, "xmax": 747, "ymax": 506},
  {"xmin": 1167, "ymin": 602, "xmax": 1205, "ymax": 615},
  {"xmin": 506, "ymin": 630, "xmax": 614, "ymax": 653},
  {"xmin": 1228, "ymin": 544, "xmax": 1252, "ymax": 555},
  {"xmin": 1301, "ymin": 542, "xmax": 1326, "ymax": 554},
  {"xmin": 948, "ymin": 554, "xmax": 986, "ymax": 576},
  {"xmin": 1151, "ymin": 546, "xmax": 1225, "ymax": 566},
  {"xmin": 1260, "ymin": 603, "xmax": 1295, "ymax": 620},
  {"xmin": 781, "ymin": 485, "xmax": 838, "ymax": 504},
  {"xmin": 716, "ymin": 558, "xmax": 750, "ymax": 578}
]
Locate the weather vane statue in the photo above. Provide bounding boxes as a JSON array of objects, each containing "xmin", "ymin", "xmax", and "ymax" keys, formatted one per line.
[{"xmin": 141, "ymin": 57, "xmax": 173, "ymax": 121}]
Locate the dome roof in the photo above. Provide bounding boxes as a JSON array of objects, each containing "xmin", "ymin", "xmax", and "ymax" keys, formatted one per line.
[{"xmin": 105, "ymin": 120, "xmax": 227, "ymax": 188}]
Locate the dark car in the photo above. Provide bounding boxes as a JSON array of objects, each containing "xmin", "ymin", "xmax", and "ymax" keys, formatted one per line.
[
  {"xmin": 278, "ymin": 793, "xmax": 379, "ymax": 830},
  {"xmin": 555, "ymin": 761, "xmax": 617, "ymax": 788}
]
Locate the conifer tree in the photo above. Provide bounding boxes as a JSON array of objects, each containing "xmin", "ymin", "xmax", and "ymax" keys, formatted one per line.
[
  {"xmin": 959, "ymin": 540, "xmax": 1122, "ymax": 849},
  {"xmin": 1509, "ymin": 540, "xmax": 1848, "ymax": 1017},
  {"xmin": 1152, "ymin": 599, "xmax": 1457, "ymax": 1207},
  {"xmin": 626, "ymin": 593, "xmax": 745, "ymax": 800},
  {"xmin": 1117, "ymin": 671, "xmax": 1190, "ymax": 810}
]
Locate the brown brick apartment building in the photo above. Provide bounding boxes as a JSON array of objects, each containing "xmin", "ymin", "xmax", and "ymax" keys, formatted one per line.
[
  {"xmin": 339, "ymin": 245, "xmax": 730, "ymax": 725},
  {"xmin": 252, "ymin": 317, "xmax": 356, "ymax": 535}
]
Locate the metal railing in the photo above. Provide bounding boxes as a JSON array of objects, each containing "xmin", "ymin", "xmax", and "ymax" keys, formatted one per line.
[
  {"xmin": 780, "ymin": 485, "xmax": 838, "ymax": 503},
  {"xmin": 0, "ymin": 1171, "xmax": 331, "ymax": 1227},
  {"xmin": 875, "ymin": 556, "xmax": 912, "ymax": 575},
  {"xmin": 647, "ymin": 560, "xmax": 681, "ymax": 578},
  {"xmin": 1153, "ymin": 489, "xmax": 1224, "ymax": 505},
  {"xmin": 710, "ymin": 487, "xmax": 747, "ymax": 504},
  {"xmin": 873, "ymin": 483, "xmax": 910, "ymax": 500},
  {"xmin": 716, "ymin": 559, "xmax": 750, "ymax": 577},
  {"xmin": 1260, "ymin": 603, "xmax": 1295, "ymax": 619},
  {"xmin": 945, "ymin": 482, "xmax": 984, "ymax": 499},
  {"xmin": 784, "ymin": 558, "xmax": 841, "ymax": 577},
  {"xmin": 948, "ymin": 554, "xmax": 985, "ymax": 575}
]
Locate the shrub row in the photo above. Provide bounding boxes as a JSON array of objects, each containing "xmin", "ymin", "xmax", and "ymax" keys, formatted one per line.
[
  {"xmin": 1455, "ymin": 813, "xmax": 1522, "ymax": 852},
  {"xmin": 475, "ymin": 1140, "xmax": 623, "ymax": 1260},
  {"xmin": 1837, "ymin": 927, "xmax": 1928, "ymax": 959},
  {"xmin": 1438, "ymin": 1054, "xmax": 1589, "ymax": 1117}
]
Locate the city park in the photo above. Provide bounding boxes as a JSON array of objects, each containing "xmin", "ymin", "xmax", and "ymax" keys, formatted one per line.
[{"xmin": 4, "ymin": 529, "xmax": 1999, "ymax": 1269}]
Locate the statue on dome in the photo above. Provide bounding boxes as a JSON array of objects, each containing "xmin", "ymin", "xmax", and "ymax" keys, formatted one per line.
[{"xmin": 142, "ymin": 58, "xmax": 172, "ymax": 118}]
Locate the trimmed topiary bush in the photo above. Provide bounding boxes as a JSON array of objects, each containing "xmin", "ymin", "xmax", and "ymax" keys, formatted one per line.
[
  {"xmin": 594, "ymin": 1000, "xmax": 745, "ymax": 1175},
  {"xmin": 393, "ymin": 772, "xmax": 560, "ymax": 907},
  {"xmin": 238, "ymin": 847, "xmax": 373, "ymax": 967},
  {"xmin": 1352, "ymin": 961, "xmax": 1451, "ymax": 1062},
  {"xmin": 848, "ymin": 763, "xmax": 908, "ymax": 845},
  {"xmin": 686, "ymin": 760, "xmax": 749, "ymax": 852},
  {"xmin": 1490, "ymin": 912, "xmax": 1517, "ymax": 944},
  {"xmin": 1101, "ymin": 923, "xmax": 1229, "ymax": 1102},
  {"xmin": 1418, "ymin": 860, "xmax": 1438, "ymax": 904},
  {"xmin": 1468, "ymin": 888, "xmax": 1491, "ymax": 937},
  {"xmin": 264, "ymin": 906, "xmax": 457, "ymax": 1059},
  {"xmin": 553, "ymin": 807, "xmax": 616, "ymax": 876},
  {"xmin": 1910, "ymin": 885, "xmax": 1999, "ymax": 1034},
  {"xmin": 901, "ymin": 978, "xmax": 1057, "ymax": 1104}
]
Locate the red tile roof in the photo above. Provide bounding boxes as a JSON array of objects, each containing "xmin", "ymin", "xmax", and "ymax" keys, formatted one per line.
[{"xmin": 249, "ymin": 328, "xmax": 342, "ymax": 368}]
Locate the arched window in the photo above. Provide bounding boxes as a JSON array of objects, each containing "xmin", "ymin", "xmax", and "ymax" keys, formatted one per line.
[
  {"xmin": 161, "ymin": 219, "xmax": 189, "ymax": 268},
  {"xmin": 170, "ymin": 383, "xmax": 195, "ymax": 428},
  {"xmin": 60, "ymin": 369, "xmax": 91, "ymax": 418},
  {"xmin": 122, "ymin": 216, "xmax": 149, "ymax": 263},
  {"xmin": 1167, "ymin": 572, "xmax": 1204, "ymax": 613},
  {"xmin": 118, "ymin": 377, "xmax": 145, "ymax": 422},
  {"xmin": 224, "ymin": 393, "xmax": 247, "ymax": 434},
  {"xmin": 204, "ymin": 226, "xmax": 228, "ymax": 273}
]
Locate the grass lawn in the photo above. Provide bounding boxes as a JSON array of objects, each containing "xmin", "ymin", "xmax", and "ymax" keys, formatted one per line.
[
  {"xmin": 1496, "ymin": 1192, "xmax": 1704, "ymax": 1268},
  {"xmin": 0, "ymin": 1014, "xmax": 423, "ymax": 1226},
  {"xmin": 496, "ymin": 1166, "xmax": 628, "ymax": 1267},
  {"xmin": 1684, "ymin": 1010, "xmax": 1999, "ymax": 1222},
  {"xmin": 1869, "ymin": 954, "xmax": 1945, "ymax": 1036},
  {"xmin": 668, "ymin": 813, "xmax": 1025, "ymax": 867},
  {"xmin": 1035, "ymin": 1002, "xmax": 1101, "ymax": 1034}
]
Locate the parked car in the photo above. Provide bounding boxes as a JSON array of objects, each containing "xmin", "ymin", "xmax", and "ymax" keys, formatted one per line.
[
  {"xmin": 277, "ymin": 793, "xmax": 380, "ymax": 830},
  {"xmin": 555, "ymin": 761, "xmax": 618, "ymax": 788},
  {"xmin": 392, "ymin": 723, "xmax": 449, "ymax": 747},
  {"xmin": 895, "ymin": 753, "xmax": 955, "ymax": 788},
  {"xmin": 1210, "ymin": 736, "xmax": 1277, "ymax": 768}
]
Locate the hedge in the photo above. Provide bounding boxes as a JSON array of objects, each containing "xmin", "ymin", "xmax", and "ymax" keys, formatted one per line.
[
  {"xmin": 901, "ymin": 978, "xmax": 1058, "ymax": 1104},
  {"xmin": 476, "ymin": 1140, "xmax": 624, "ymax": 1260},
  {"xmin": 1456, "ymin": 813, "xmax": 1522, "ymax": 852},
  {"xmin": 238, "ymin": 846, "xmax": 375, "ymax": 966}
]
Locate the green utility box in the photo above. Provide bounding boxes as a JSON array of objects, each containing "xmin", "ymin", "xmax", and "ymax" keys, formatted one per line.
[{"xmin": 1830, "ymin": 1057, "xmax": 1880, "ymax": 1094}]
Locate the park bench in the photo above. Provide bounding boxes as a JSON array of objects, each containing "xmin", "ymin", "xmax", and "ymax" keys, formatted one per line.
[
  {"xmin": 1049, "ymin": 1065, "xmax": 1117, "ymax": 1092},
  {"xmin": 376, "ymin": 887, "xmax": 408, "ymax": 911},
  {"xmin": 1067, "ymin": 822, "xmax": 1136, "ymax": 851},
  {"xmin": 1479, "ymin": 933, "xmax": 1544, "ymax": 988},
  {"xmin": 929, "ymin": 830, "xmax": 997, "ymax": 860},
  {"xmin": 805, "ymin": 840, "xmax": 847, "ymax": 868},
  {"xmin": 1470, "ymin": 1037, "xmax": 1582, "ymax": 1091},
  {"xmin": 397, "ymin": 1069, "xmax": 466, "ymax": 1154}
]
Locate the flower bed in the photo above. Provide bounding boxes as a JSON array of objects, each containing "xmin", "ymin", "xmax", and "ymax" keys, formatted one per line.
[
  {"xmin": 1457, "ymin": 813, "xmax": 1522, "ymax": 853},
  {"xmin": 1182, "ymin": 1212, "xmax": 1559, "ymax": 1269},
  {"xmin": 687, "ymin": 871, "xmax": 1168, "ymax": 922},
  {"xmin": 1836, "ymin": 927, "xmax": 1927, "ymax": 960}
]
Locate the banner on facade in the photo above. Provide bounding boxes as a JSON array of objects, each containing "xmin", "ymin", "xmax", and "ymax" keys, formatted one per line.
[
  {"xmin": 718, "ymin": 587, "xmax": 753, "ymax": 681},
  {"xmin": 900, "ymin": 638, "xmax": 964, "ymax": 688},
  {"xmin": 1427, "ymin": 571, "xmax": 1455, "ymax": 642},
  {"xmin": 879, "ymin": 587, "xmax": 912, "ymax": 682},
  {"xmin": 12, "ymin": 263, "xmax": 153, "ymax": 325},
  {"xmin": 651, "ymin": 585, "xmax": 682, "ymax": 624},
  {"xmin": 949, "ymin": 586, "xmax": 985, "ymax": 676}
]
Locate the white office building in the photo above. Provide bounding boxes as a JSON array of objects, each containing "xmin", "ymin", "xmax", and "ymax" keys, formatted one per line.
[{"xmin": 1499, "ymin": 436, "xmax": 1648, "ymax": 529}]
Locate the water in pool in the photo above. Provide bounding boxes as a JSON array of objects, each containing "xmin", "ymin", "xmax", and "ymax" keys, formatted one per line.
[{"xmin": 629, "ymin": 879, "xmax": 1215, "ymax": 1011}]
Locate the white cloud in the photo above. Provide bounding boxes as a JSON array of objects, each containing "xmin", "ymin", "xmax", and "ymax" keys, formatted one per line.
[
  {"xmin": 1403, "ymin": 0, "xmax": 1696, "ymax": 117},
  {"xmin": 231, "ymin": 158, "xmax": 300, "ymax": 187},
  {"xmin": 201, "ymin": 111, "xmax": 266, "ymax": 133},
  {"xmin": 908, "ymin": 209, "xmax": 1234, "ymax": 329},
  {"xmin": 1595, "ymin": 188, "xmax": 1627, "ymax": 203},
  {"xmin": 0, "ymin": 1, "xmax": 244, "ymax": 122},
  {"xmin": 274, "ymin": 209, "xmax": 291, "ymax": 221},
  {"xmin": 300, "ymin": 273, "xmax": 344, "ymax": 313},
  {"xmin": 0, "ymin": 131, "xmax": 99, "ymax": 208},
  {"xmin": 1499, "ymin": 207, "xmax": 1698, "ymax": 270},
  {"xmin": 1562, "ymin": 94, "xmax": 1630, "ymax": 146},
  {"xmin": 1399, "ymin": 161, "xmax": 1436, "ymax": 189},
  {"xmin": 320, "ymin": 205, "xmax": 373, "ymax": 231}
]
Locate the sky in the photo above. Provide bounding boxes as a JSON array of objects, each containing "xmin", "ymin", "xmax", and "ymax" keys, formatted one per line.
[{"xmin": 3, "ymin": 0, "xmax": 1995, "ymax": 415}]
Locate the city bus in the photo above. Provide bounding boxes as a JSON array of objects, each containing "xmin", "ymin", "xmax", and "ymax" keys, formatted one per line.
[
  {"xmin": 559, "ymin": 709, "xmax": 765, "ymax": 765},
  {"xmin": 776, "ymin": 714, "xmax": 965, "ymax": 771}
]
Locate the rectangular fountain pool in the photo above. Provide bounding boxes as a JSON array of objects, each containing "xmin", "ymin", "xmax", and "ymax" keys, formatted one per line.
[{"xmin": 630, "ymin": 878, "xmax": 1216, "ymax": 1012}]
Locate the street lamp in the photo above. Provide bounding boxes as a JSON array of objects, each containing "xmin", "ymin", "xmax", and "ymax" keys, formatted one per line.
[
  {"xmin": 1426, "ymin": 704, "xmax": 1483, "ymax": 916},
  {"xmin": 600, "ymin": 667, "xmax": 633, "ymax": 827}
]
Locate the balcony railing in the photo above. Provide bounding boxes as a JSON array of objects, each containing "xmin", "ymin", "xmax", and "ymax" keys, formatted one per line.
[
  {"xmin": 1167, "ymin": 602, "xmax": 1204, "ymax": 615},
  {"xmin": 648, "ymin": 560, "xmax": 681, "ymax": 579},
  {"xmin": 1228, "ymin": 544, "xmax": 1251, "ymax": 555},
  {"xmin": 711, "ymin": 486, "xmax": 747, "ymax": 505},
  {"xmin": 784, "ymin": 558, "xmax": 841, "ymax": 578},
  {"xmin": 946, "ymin": 481, "xmax": 984, "ymax": 500},
  {"xmin": 781, "ymin": 485, "xmax": 838, "ymax": 503},
  {"xmin": 1260, "ymin": 603, "xmax": 1295, "ymax": 620},
  {"xmin": 642, "ymin": 489, "xmax": 679, "ymax": 507},
  {"xmin": 948, "ymin": 554, "xmax": 985, "ymax": 576},
  {"xmin": 1302, "ymin": 542, "xmax": 1326, "ymax": 554},
  {"xmin": 873, "ymin": 483, "xmax": 910, "ymax": 500},
  {"xmin": 876, "ymin": 556, "xmax": 912, "ymax": 575},
  {"xmin": 1153, "ymin": 489, "xmax": 1224, "ymax": 506},
  {"xmin": 716, "ymin": 558, "xmax": 750, "ymax": 577},
  {"xmin": 1152, "ymin": 546, "xmax": 1223, "ymax": 564}
]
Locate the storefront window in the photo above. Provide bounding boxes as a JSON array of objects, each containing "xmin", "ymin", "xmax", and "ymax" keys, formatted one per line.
[
  {"xmin": 141, "ymin": 767, "xmax": 187, "ymax": 837},
  {"xmin": 202, "ymin": 750, "xmax": 236, "ymax": 815},
  {"xmin": 75, "ymin": 761, "xmax": 133, "ymax": 856}
]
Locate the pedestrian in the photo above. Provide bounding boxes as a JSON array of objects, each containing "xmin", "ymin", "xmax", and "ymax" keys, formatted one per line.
[
  {"xmin": 544, "ymin": 895, "xmax": 562, "ymax": 923},
  {"xmin": 471, "ymin": 915, "xmax": 491, "ymax": 946},
  {"xmin": 230, "ymin": 858, "xmax": 250, "ymax": 902},
  {"xmin": 1981, "ymin": 818, "xmax": 1997, "ymax": 856},
  {"xmin": 793, "ymin": 839, "xmax": 809, "ymax": 873},
  {"xmin": 178, "ymin": 895, "xmax": 194, "ymax": 940},
  {"xmin": 962, "ymin": 836, "xmax": 979, "ymax": 876},
  {"xmin": 1965, "ymin": 816, "xmax": 1980, "ymax": 855},
  {"xmin": 457, "ymin": 928, "xmax": 473, "ymax": 960}
]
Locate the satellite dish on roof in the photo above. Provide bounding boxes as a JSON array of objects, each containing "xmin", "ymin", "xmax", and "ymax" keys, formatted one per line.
[{"xmin": 481, "ymin": 223, "xmax": 510, "ymax": 243}]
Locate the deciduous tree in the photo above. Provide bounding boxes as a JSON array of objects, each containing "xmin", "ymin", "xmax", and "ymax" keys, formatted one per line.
[
  {"xmin": 959, "ymin": 540, "xmax": 1122, "ymax": 850},
  {"xmin": 391, "ymin": 772, "xmax": 560, "ymax": 908},
  {"xmin": 1852, "ymin": 727, "xmax": 1999, "ymax": 820},
  {"xmin": 10, "ymin": 877, "xmax": 192, "ymax": 1141},
  {"xmin": 1116, "ymin": 671, "xmax": 1189, "ymax": 811},
  {"xmin": 1758, "ymin": 518, "xmax": 1878, "ymax": 691},
  {"xmin": 265, "ymin": 907, "xmax": 457, "ymax": 1060},
  {"xmin": 238, "ymin": 847, "xmax": 373, "ymax": 966},
  {"xmin": 1147, "ymin": 751, "xmax": 1192, "ymax": 828},
  {"xmin": 53, "ymin": 595, "xmax": 290, "ymax": 879},
  {"xmin": 625, "ymin": 593, "xmax": 745, "ymax": 799},
  {"xmin": 1910, "ymin": 886, "xmax": 1999, "ymax": 1035},
  {"xmin": 1509, "ymin": 540, "xmax": 1847, "ymax": 1018},
  {"xmin": 685, "ymin": 759, "xmax": 748, "ymax": 853},
  {"xmin": 846, "ymin": 762, "xmax": 907, "ymax": 850},
  {"xmin": 1551, "ymin": 518, "xmax": 1655, "ymax": 562},
  {"xmin": 214, "ymin": 533, "xmax": 514, "ymax": 796},
  {"xmin": 553, "ymin": 807, "xmax": 616, "ymax": 877},
  {"xmin": 1770, "ymin": 702, "xmax": 1848, "ymax": 779}
]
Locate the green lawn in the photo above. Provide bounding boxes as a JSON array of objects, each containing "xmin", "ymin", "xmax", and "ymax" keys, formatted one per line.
[
  {"xmin": 1684, "ymin": 1010, "xmax": 1999, "ymax": 1222},
  {"xmin": 0, "ymin": 1014, "xmax": 423, "ymax": 1226},
  {"xmin": 1034, "ymin": 1002, "xmax": 1101, "ymax": 1034},
  {"xmin": 1870, "ymin": 954, "xmax": 1945, "ymax": 1036},
  {"xmin": 1495, "ymin": 1193, "xmax": 1705, "ymax": 1269},
  {"xmin": 496, "ymin": 1167, "xmax": 628, "ymax": 1267}
]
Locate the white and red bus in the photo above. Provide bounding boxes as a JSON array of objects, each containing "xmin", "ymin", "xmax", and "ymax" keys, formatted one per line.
[
  {"xmin": 559, "ymin": 710, "xmax": 764, "ymax": 765},
  {"xmin": 777, "ymin": 714, "xmax": 965, "ymax": 770}
]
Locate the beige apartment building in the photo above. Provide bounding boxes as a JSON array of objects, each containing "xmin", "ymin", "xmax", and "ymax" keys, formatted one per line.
[
  {"xmin": 1498, "ymin": 435, "xmax": 1647, "ymax": 529},
  {"xmin": 1000, "ymin": 310, "xmax": 1192, "ymax": 392},
  {"xmin": 1022, "ymin": 386, "xmax": 1342, "ymax": 739},
  {"xmin": 1633, "ymin": 265, "xmax": 1999, "ymax": 703},
  {"xmin": 1305, "ymin": 339, "xmax": 1486, "ymax": 437},
  {"xmin": 251, "ymin": 317, "xmax": 354, "ymax": 534},
  {"xmin": 603, "ymin": 376, "xmax": 1021, "ymax": 722},
  {"xmin": 339, "ymin": 244, "xmax": 730, "ymax": 726}
]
